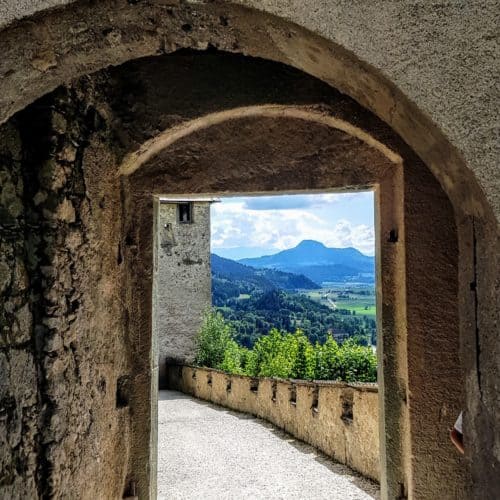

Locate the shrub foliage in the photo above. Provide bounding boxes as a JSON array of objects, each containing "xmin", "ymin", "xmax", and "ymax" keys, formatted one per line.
[{"xmin": 194, "ymin": 309, "xmax": 377, "ymax": 382}]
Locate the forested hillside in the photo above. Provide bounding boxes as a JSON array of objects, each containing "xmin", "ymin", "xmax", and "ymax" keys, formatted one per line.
[
  {"xmin": 218, "ymin": 289, "xmax": 375, "ymax": 347},
  {"xmin": 212, "ymin": 253, "xmax": 376, "ymax": 348},
  {"xmin": 212, "ymin": 254, "xmax": 319, "ymax": 305}
]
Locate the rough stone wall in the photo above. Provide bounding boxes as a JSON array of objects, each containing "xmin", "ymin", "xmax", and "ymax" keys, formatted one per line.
[
  {"xmin": 0, "ymin": 89, "xmax": 132, "ymax": 498},
  {"xmin": 0, "ymin": 121, "xmax": 39, "ymax": 498},
  {"xmin": 166, "ymin": 365, "xmax": 380, "ymax": 482},
  {"xmin": 0, "ymin": 0, "xmax": 497, "ymax": 223},
  {"xmin": 0, "ymin": 49, "xmax": 492, "ymax": 499},
  {"xmin": 403, "ymin": 153, "xmax": 466, "ymax": 497},
  {"xmin": 155, "ymin": 201, "xmax": 212, "ymax": 386}
]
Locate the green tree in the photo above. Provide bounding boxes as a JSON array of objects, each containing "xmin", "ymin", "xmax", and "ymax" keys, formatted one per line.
[
  {"xmin": 194, "ymin": 311, "xmax": 377, "ymax": 383},
  {"xmin": 219, "ymin": 340, "xmax": 247, "ymax": 374},
  {"xmin": 252, "ymin": 329, "xmax": 296, "ymax": 378},
  {"xmin": 318, "ymin": 334, "xmax": 342, "ymax": 380},
  {"xmin": 194, "ymin": 308, "xmax": 235, "ymax": 369},
  {"xmin": 337, "ymin": 337, "xmax": 377, "ymax": 382},
  {"xmin": 291, "ymin": 330, "xmax": 315, "ymax": 380}
]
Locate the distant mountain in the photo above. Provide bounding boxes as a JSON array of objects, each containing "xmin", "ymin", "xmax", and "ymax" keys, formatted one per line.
[
  {"xmin": 211, "ymin": 254, "xmax": 320, "ymax": 293},
  {"xmin": 211, "ymin": 252, "xmax": 376, "ymax": 348},
  {"xmin": 212, "ymin": 246, "xmax": 278, "ymax": 261},
  {"xmin": 239, "ymin": 240, "xmax": 374, "ymax": 284}
]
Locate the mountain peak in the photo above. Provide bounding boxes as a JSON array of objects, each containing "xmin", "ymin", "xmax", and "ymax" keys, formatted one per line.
[
  {"xmin": 295, "ymin": 240, "xmax": 326, "ymax": 249},
  {"xmin": 238, "ymin": 239, "xmax": 374, "ymax": 284}
]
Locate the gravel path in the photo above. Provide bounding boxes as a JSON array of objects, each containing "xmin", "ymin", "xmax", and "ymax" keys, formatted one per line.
[{"xmin": 157, "ymin": 390, "xmax": 380, "ymax": 500}]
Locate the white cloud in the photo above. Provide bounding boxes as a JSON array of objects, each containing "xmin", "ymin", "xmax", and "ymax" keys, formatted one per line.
[
  {"xmin": 211, "ymin": 197, "xmax": 375, "ymax": 256},
  {"xmin": 240, "ymin": 191, "xmax": 371, "ymax": 211}
]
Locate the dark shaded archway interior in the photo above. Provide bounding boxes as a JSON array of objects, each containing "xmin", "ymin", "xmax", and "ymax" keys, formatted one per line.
[{"xmin": 0, "ymin": 50, "xmax": 472, "ymax": 500}]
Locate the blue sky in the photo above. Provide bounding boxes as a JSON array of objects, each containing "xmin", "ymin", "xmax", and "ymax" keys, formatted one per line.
[{"xmin": 211, "ymin": 192, "xmax": 375, "ymax": 260}]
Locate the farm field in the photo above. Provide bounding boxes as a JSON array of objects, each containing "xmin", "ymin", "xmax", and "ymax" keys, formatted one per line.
[
  {"xmin": 302, "ymin": 285, "xmax": 376, "ymax": 320},
  {"xmin": 212, "ymin": 253, "xmax": 378, "ymax": 347}
]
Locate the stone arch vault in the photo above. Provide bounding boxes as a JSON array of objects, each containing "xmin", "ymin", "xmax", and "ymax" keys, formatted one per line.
[{"xmin": 0, "ymin": 2, "xmax": 498, "ymax": 499}]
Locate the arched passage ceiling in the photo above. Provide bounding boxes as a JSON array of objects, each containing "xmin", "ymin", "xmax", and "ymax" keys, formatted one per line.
[
  {"xmin": 119, "ymin": 105, "xmax": 402, "ymax": 179},
  {"xmin": 72, "ymin": 51, "xmax": 409, "ymax": 196},
  {"xmin": 126, "ymin": 112, "xmax": 397, "ymax": 195},
  {"xmin": 0, "ymin": 0, "xmax": 496, "ymax": 224}
]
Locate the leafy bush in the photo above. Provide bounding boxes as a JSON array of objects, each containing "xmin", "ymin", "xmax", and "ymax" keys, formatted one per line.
[
  {"xmin": 314, "ymin": 335, "xmax": 340, "ymax": 379},
  {"xmin": 194, "ymin": 309, "xmax": 377, "ymax": 382},
  {"xmin": 218, "ymin": 340, "xmax": 245, "ymax": 374},
  {"xmin": 291, "ymin": 330, "xmax": 316, "ymax": 380},
  {"xmin": 251, "ymin": 329, "xmax": 295, "ymax": 378},
  {"xmin": 194, "ymin": 309, "xmax": 235, "ymax": 369},
  {"xmin": 337, "ymin": 337, "xmax": 377, "ymax": 382}
]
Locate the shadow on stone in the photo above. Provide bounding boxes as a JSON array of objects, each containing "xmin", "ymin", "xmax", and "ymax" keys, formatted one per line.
[{"xmin": 158, "ymin": 390, "xmax": 379, "ymax": 498}]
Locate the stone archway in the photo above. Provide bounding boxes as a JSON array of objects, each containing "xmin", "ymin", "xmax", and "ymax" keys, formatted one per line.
[
  {"xmin": 0, "ymin": 0, "xmax": 492, "ymax": 220},
  {"xmin": 109, "ymin": 52, "xmax": 467, "ymax": 498},
  {"xmin": 119, "ymin": 105, "xmax": 402, "ymax": 177},
  {"xmin": 0, "ymin": 7, "xmax": 497, "ymax": 499},
  {"xmin": 122, "ymin": 103, "xmax": 405, "ymax": 497}
]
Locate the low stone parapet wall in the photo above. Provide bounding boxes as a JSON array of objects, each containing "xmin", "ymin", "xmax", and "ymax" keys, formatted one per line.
[{"xmin": 165, "ymin": 365, "xmax": 380, "ymax": 482}]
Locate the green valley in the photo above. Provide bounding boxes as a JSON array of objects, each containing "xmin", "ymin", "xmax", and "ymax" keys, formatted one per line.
[{"xmin": 211, "ymin": 247, "xmax": 376, "ymax": 349}]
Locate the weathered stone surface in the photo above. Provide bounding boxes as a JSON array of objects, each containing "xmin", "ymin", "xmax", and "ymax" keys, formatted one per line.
[
  {"xmin": 166, "ymin": 366, "xmax": 380, "ymax": 482},
  {"xmin": 0, "ymin": 90, "xmax": 131, "ymax": 499},
  {"xmin": 0, "ymin": 31, "xmax": 496, "ymax": 500},
  {"xmin": 0, "ymin": 260, "xmax": 9, "ymax": 293},
  {"xmin": 158, "ymin": 389, "xmax": 379, "ymax": 499},
  {"xmin": 54, "ymin": 198, "xmax": 75, "ymax": 223},
  {"xmin": 0, "ymin": 121, "xmax": 39, "ymax": 496},
  {"xmin": 155, "ymin": 201, "xmax": 213, "ymax": 386}
]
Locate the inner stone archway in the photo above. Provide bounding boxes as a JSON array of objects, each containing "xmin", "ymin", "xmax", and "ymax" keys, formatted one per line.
[
  {"xmin": 113, "ymin": 51, "xmax": 466, "ymax": 499},
  {"xmin": 0, "ymin": 25, "xmax": 495, "ymax": 500}
]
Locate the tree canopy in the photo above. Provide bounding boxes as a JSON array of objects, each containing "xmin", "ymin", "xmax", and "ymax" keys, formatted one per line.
[{"xmin": 194, "ymin": 309, "xmax": 377, "ymax": 382}]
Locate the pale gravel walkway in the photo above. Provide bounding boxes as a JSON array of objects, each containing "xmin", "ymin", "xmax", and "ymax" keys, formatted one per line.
[{"xmin": 157, "ymin": 390, "xmax": 379, "ymax": 500}]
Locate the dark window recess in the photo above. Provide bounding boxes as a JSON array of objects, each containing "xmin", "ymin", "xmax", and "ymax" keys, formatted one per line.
[
  {"xmin": 289, "ymin": 385, "xmax": 297, "ymax": 406},
  {"xmin": 207, "ymin": 373, "xmax": 212, "ymax": 386},
  {"xmin": 311, "ymin": 387, "xmax": 319, "ymax": 414},
  {"xmin": 178, "ymin": 202, "xmax": 192, "ymax": 223},
  {"xmin": 271, "ymin": 380, "xmax": 277, "ymax": 402},
  {"xmin": 226, "ymin": 379, "xmax": 232, "ymax": 393},
  {"xmin": 341, "ymin": 391, "xmax": 354, "ymax": 424},
  {"xmin": 250, "ymin": 379, "xmax": 259, "ymax": 394},
  {"xmin": 116, "ymin": 375, "xmax": 131, "ymax": 409}
]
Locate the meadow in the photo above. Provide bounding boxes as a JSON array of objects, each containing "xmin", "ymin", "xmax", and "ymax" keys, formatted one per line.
[{"xmin": 302, "ymin": 285, "xmax": 376, "ymax": 320}]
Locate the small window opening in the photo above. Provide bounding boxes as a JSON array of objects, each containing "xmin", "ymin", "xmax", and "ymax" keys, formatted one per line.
[
  {"xmin": 289, "ymin": 385, "xmax": 297, "ymax": 406},
  {"xmin": 250, "ymin": 378, "xmax": 259, "ymax": 393},
  {"xmin": 271, "ymin": 380, "xmax": 277, "ymax": 402},
  {"xmin": 311, "ymin": 386, "xmax": 319, "ymax": 415},
  {"xmin": 341, "ymin": 391, "xmax": 354, "ymax": 424},
  {"xmin": 178, "ymin": 202, "xmax": 192, "ymax": 223},
  {"xmin": 226, "ymin": 378, "xmax": 232, "ymax": 393}
]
